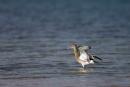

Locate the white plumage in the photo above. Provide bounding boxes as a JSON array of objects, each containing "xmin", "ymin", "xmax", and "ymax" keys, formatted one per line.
[
  {"xmin": 79, "ymin": 51, "xmax": 89, "ymax": 61},
  {"xmin": 79, "ymin": 50, "xmax": 94, "ymax": 68}
]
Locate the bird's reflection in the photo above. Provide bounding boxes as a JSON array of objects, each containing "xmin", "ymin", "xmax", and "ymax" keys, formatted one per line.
[
  {"xmin": 78, "ymin": 68, "xmax": 88, "ymax": 73},
  {"xmin": 69, "ymin": 67, "xmax": 94, "ymax": 75}
]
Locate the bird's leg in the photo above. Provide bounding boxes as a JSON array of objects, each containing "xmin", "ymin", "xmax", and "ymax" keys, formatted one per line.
[{"xmin": 82, "ymin": 64, "xmax": 85, "ymax": 69}]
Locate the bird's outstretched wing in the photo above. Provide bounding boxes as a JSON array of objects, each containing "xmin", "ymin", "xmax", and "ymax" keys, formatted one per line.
[{"xmin": 78, "ymin": 45, "xmax": 91, "ymax": 50}]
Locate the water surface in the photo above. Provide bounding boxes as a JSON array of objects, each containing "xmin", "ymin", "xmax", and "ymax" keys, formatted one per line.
[{"xmin": 0, "ymin": 0, "xmax": 130, "ymax": 87}]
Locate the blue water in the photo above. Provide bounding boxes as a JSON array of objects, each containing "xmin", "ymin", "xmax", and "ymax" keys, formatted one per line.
[{"xmin": 0, "ymin": 0, "xmax": 130, "ymax": 87}]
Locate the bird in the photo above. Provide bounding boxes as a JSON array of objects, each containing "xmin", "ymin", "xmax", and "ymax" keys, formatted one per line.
[{"xmin": 70, "ymin": 43, "xmax": 102, "ymax": 68}]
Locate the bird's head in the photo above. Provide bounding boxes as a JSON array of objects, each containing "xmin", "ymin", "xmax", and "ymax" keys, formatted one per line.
[{"xmin": 70, "ymin": 43, "xmax": 78, "ymax": 49}]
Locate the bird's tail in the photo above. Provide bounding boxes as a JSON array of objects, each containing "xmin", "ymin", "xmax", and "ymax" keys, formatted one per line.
[{"xmin": 93, "ymin": 55, "xmax": 102, "ymax": 60}]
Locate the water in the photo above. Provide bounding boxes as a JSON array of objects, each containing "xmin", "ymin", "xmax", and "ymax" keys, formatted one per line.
[{"xmin": 0, "ymin": 0, "xmax": 130, "ymax": 87}]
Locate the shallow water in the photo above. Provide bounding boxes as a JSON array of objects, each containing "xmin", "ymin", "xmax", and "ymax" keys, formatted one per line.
[{"xmin": 0, "ymin": 0, "xmax": 130, "ymax": 87}]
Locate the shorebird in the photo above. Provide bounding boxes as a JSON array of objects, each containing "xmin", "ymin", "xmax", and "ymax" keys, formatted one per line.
[{"xmin": 70, "ymin": 43, "xmax": 102, "ymax": 68}]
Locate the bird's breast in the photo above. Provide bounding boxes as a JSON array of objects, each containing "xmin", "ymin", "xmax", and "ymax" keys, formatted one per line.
[{"xmin": 79, "ymin": 52, "xmax": 89, "ymax": 62}]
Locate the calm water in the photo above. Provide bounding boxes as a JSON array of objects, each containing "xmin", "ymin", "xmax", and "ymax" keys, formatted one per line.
[{"xmin": 0, "ymin": 0, "xmax": 130, "ymax": 87}]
